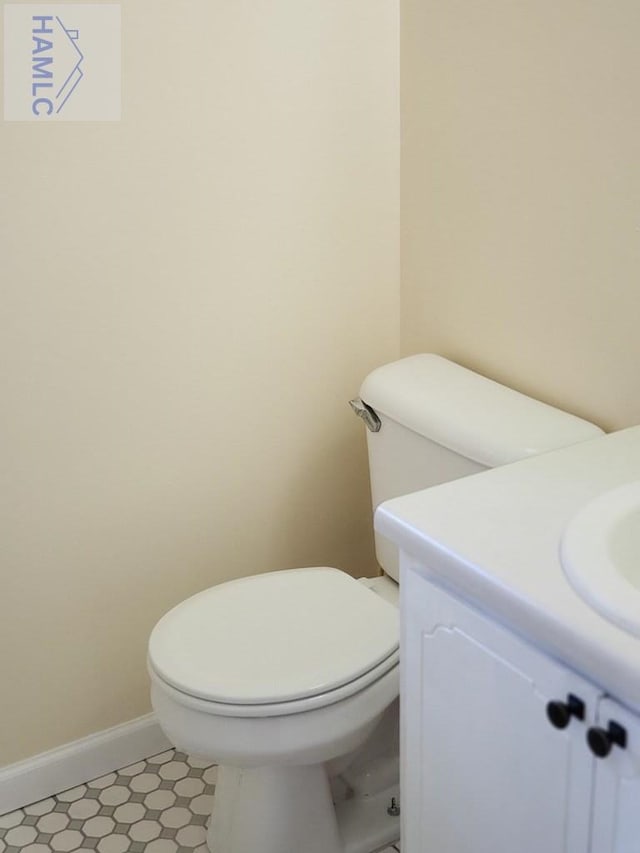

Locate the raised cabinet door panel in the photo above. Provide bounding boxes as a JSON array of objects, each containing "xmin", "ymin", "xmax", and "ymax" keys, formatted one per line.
[
  {"xmin": 401, "ymin": 568, "xmax": 600, "ymax": 853},
  {"xmin": 590, "ymin": 697, "xmax": 640, "ymax": 853}
]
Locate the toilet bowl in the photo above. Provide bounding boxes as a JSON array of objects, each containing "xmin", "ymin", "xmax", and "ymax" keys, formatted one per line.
[
  {"xmin": 148, "ymin": 355, "xmax": 604, "ymax": 853},
  {"xmin": 149, "ymin": 568, "xmax": 400, "ymax": 853}
]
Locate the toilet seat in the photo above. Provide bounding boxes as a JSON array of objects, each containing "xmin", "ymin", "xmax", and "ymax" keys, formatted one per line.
[
  {"xmin": 148, "ymin": 567, "xmax": 399, "ymax": 711},
  {"xmin": 149, "ymin": 647, "xmax": 399, "ymax": 718}
]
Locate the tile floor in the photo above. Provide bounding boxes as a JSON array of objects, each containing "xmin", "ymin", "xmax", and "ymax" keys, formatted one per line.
[{"xmin": 0, "ymin": 750, "xmax": 400, "ymax": 853}]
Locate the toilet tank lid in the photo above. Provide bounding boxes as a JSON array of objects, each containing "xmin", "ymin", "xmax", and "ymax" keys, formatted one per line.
[{"xmin": 360, "ymin": 354, "xmax": 604, "ymax": 468}]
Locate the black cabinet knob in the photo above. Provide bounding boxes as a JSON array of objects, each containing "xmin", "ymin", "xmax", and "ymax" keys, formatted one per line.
[
  {"xmin": 587, "ymin": 721, "xmax": 627, "ymax": 759},
  {"xmin": 546, "ymin": 694, "xmax": 585, "ymax": 729}
]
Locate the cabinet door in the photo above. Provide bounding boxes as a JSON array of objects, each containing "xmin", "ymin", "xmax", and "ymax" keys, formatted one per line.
[
  {"xmin": 401, "ymin": 567, "xmax": 600, "ymax": 853},
  {"xmin": 590, "ymin": 697, "xmax": 640, "ymax": 852}
]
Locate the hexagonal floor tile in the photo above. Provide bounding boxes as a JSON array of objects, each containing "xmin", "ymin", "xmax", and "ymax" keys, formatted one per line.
[
  {"xmin": 202, "ymin": 766, "xmax": 217, "ymax": 786},
  {"xmin": 158, "ymin": 761, "xmax": 189, "ymax": 782},
  {"xmin": 56, "ymin": 785, "xmax": 88, "ymax": 803},
  {"xmin": 4, "ymin": 825, "xmax": 38, "ymax": 846},
  {"xmin": 96, "ymin": 836, "xmax": 129, "ymax": 853},
  {"xmin": 159, "ymin": 807, "xmax": 191, "ymax": 829},
  {"xmin": 173, "ymin": 777, "xmax": 205, "ymax": 799},
  {"xmin": 23, "ymin": 798, "xmax": 56, "ymax": 817},
  {"xmin": 88, "ymin": 773, "xmax": 117, "ymax": 790},
  {"xmin": 189, "ymin": 794, "xmax": 214, "ymax": 816},
  {"xmin": 117, "ymin": 760, "xmax": 146, "ymax": 777},
  {"xmin": 98, "ymin": 786, "xmax": 130, "ymax": 807},
  {"xmin": 175, "ymin": 825, "xmax": 206, "ymax": 847},
  {"xmin": 184, "ymin": 755, "xmax": 212, "ymax": 769},
  {"xmin": 143, "ymin": 789, "xmax": 176, "ymax": 811},
  {"xmin": 0, "ymin": 810, "xmax": 24, "ymax": 830},
  {"xmin": 145, "ymin": 840, "xmax": 178, "ymax": 853},
  {"xmin": 112, "ymin": 802, "xmax": 146, "ymax": 825},
  {"xmin": 147, "ymin": 750, "xmax": 174, "ymax": 766},
  {"xmin": 36, "ymin": 812, "xmax": 70, "ymax": 834},
  {"xmin": 128, "ymin": 819, "xmax": 162, "ymax": 843},
  {"xmin": 129, "ymin": 772, "xmax": 161, "ymax": 794},
  {"xmin": 68, "ymin": 798, "xmax": 101, "ymax": 821},
  {"xmin": 83, "ymin": 816, "xmax": 115, "ymax": 839},
  {"xmin": 50, "ymin": 829, "xmax": 84, "ymax": 852}
]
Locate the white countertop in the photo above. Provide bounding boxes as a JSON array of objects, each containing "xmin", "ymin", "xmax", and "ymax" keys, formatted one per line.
[{"xmin": 375, "ymin": 425, "xmax": 640, "ymax": 712}]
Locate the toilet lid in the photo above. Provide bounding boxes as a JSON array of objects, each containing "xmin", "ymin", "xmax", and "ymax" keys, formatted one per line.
[{"xmin": 148, "ymin": 567, "xmax": 399, "ymax": 705}]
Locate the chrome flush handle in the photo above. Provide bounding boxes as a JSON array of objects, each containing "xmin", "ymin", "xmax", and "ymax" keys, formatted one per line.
[{"xmin": 349, "ymin": 398, "xmax": 381, "ymax": 432}]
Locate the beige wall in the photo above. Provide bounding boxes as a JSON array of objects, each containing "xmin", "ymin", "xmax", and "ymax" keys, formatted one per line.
[
  {"xmin": 402, "ymin": 0, "xmax": 640, "ymax": 432},
  {"xmin": 1, "ymin": 1, "xmax": 399, "ymax": 766},
  {"xmin": 11, "ymin": 0, "xmax": 637, "ymax": 773}
]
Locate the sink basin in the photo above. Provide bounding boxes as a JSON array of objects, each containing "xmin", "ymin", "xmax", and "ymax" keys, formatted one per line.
[{"xmin": 561, "ymin": 481, "xmax": 640, "ymax": 637}]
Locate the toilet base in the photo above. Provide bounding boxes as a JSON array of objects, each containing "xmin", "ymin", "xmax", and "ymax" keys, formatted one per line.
[
  {"xmin": 206, "ymin": 763, "xmax": 400, "ymax": 853},
  {"xmin": 207, "ymin": 764, "xmax": 342, "ymax": 853},
  {"xmin": 335, "ymin": 780, "xmax": 400, "ymax": 853}
]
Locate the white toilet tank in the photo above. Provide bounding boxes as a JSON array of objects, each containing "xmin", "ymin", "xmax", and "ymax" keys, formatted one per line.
[{"xmin": 355, "ymin": 354, "xmax": 604, "ymax": 581}]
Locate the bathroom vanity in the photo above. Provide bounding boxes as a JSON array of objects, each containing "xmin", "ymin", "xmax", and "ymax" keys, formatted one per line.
[{"xmin": 375, "ymin": 426, "xmax": 640, "ymax": 853}]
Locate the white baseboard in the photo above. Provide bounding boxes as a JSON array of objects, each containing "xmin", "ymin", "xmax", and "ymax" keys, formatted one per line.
[{"xmin": 0, "ymin": 714, "xmax": 171, "ymax": 815}]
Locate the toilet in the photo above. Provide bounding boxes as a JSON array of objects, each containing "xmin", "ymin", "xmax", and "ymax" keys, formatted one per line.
[{"xmin": 148, "ymin": 354, "xmax": 603, "ymax": 853}]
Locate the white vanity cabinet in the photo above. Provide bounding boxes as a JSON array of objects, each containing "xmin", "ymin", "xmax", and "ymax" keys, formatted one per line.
[
  {"xmin": 402, "ymin": 566, "xmax": 640, "ymax": 853},
  {"xmin": 590, "ymin": 697, "xmax": 640, "ymax": 852}
]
